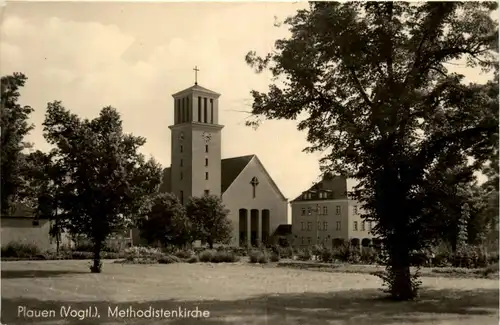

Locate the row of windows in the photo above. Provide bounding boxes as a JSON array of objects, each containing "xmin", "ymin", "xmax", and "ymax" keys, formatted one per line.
[
  {"xmin": 180, "ymin": 171, "xmax": 209, "ymax": 180},
  {"xmin": 301, "ymin": 205, "xmax": 359, "ymax": 216},
  {"xmin": 176, "ymin": 97, "xmax": 214, "ymax": 124},
  {"xmin": 179, "ymin": 144, "xmax": 209, "ymax": 153},
  {"xmin": 300, "ymin": 221, "xmax": 373, "ymax": 232}
]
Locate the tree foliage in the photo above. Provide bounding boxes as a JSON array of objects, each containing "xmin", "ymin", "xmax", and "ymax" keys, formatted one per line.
[
  {"xmin": 0, "ymin": 73, "xmax": 34, "ymax": 215},
  {"xmin": 186, "ymin": 194, "xmax": 232, "ymax": 249},
  {"xmin": 139, "ymin": 193, "xmax": 193, "ymax": 248},
  {"xmin": 245, "ymin": 2, "xmax": 498, "ymax": 300},
  {"xmin": 42, "ymin": 101, "xmax": 163, "ymax": 272}
]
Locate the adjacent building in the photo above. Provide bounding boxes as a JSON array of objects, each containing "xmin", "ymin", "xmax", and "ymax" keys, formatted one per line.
[{"xmin": 291, "ymin": 174, "xmax": 378, "ymax": 248}]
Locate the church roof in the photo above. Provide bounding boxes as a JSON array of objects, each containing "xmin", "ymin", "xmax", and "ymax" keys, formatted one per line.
[
  {"xmin": 158, "ymin": 154, "xmax": 255, "ymax": 194},
  {"xmin": 221, "ymin": 155, "xmax": 255, "ymax": 193},
  {"xmin": 171, "ymin": 84, "xmax": 221, "ymax": 97}
]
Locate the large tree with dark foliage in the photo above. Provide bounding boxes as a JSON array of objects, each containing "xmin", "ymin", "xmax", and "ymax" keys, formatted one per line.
[
  {"xmin": 43, "ymin": 101, "xmax": 163, "ymax": 272},
  {"xmin": 139, "ymin": 193, "xmax": 193, "ymax": 248},
  {"xmin": 245, "ymin": 2, "xmax": 498, "ymax": 300},
  {"xmin": 1, "ymin": 73, "xmax": 34, "ymax": 215},
  {"xmin": 186, "ymin": 195, "xmax": 232, "ymax": 249}
]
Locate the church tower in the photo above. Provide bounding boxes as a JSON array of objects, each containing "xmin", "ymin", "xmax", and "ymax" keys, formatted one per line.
[{"xmin": 168, "ymin": 77, "xmax": 224, "ymax": 204}]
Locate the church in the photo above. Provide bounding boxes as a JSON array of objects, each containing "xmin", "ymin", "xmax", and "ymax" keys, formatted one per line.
[{"xmin": 153, "ymin": 80, "xmax": 289, "ymax": 247}]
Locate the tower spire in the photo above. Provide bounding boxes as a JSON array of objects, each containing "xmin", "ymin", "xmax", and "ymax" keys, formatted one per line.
[{"xmin": 193, "ymin": 66, "xmax": 199, "ymax": 85}]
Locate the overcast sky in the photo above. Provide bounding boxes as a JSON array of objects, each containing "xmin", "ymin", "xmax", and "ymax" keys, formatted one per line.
[{"xmin": 1, "ymin": 1, "xmax": 494, "ymax": 205}]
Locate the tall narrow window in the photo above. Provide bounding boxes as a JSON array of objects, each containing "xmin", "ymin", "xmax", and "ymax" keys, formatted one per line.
[
  {"xmin": 181, "ymin": 98, "xmax": 185, "ymax": 122},
  {"xmin": 336, "ymin": 206, "xmax": 341, "ymax": 215},
  {"xmin": 361, "ymin": 221, "xmax": 365, "ymax": 231},
  {"xmin": 186, "ymin": 97, "xmax": 190, "ymax": 121},
  {"xmin": 205, "ymin": 172, "xmax": 209, "ymax": 180},
  {"xmin": 177, "ymin": 99, "xmax": 181, "ymax": 122},
  {"xmin": 353, "ymin": 221, "xmax": 358, "ymax": 231},
  {"xmin": 205, "ymin": 145, "xmax": 208, "ymax": 153},
  {"xmin": 176, "ymin": 101, "xmax": 180, "ymax": 124},
  {"xmin": 203, "ymin": 98, "xmax": 208, "ymax": 123},
  {"xmin": 210, "ymin": 99, "xmax": 214, "ymax": 123},
  {"xmin": 205, "ymin": 158, "xmax": 208, "ymax": 166},
  {"xmin": 180, "ymin": 172, "xmax": 183, "ymax": 180},
  {"xmin": 180, "ymin": 145, "xmax": 183, "ymax": 153},
  {"xmin": 180, "ymin": 191, "xmax": 184, "ymax": 205},
  {"xmin": 180, "ymin": 159, "xmax": 183, "ymax": 167},
  {"xmin": 198, "ymin": 97, "xmax": 202, "ymax": 122}
]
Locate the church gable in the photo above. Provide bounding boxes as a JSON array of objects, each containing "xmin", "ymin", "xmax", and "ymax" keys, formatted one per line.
[
  {"xmin": 223, "ymin": 155, "xmax": 287, "ymax": 201},
  {"xmin": 221, "ymin": 155, "xmax": 254, "ymax": 193}
]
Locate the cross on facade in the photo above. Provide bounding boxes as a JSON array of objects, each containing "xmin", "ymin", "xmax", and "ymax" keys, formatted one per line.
[
  {"xmin": 193, "ymin": 66, "xmax": 200, "ymax": 85},
  {"xmin": 250, "ymin": 177, "xmax": 259, "ymax": 198}
]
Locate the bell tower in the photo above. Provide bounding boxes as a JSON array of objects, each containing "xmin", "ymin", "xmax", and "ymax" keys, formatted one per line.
[{"xmin": 168, "ymin": 73, "xmax": 224, "ymax": 204}]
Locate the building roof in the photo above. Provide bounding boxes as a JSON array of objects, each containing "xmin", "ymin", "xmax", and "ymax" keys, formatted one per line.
[
  {"xmin": 272, "ymin": 224, "xmax": 292, "ymax": 236},
  {"xmin": 158, "ymin": 154, "xmax": 255, "ymax": 195},
  {"xmin": 221, "ymin": 155, "xmax": 255, "ymax": 193},
  {"xmin": 171, "ymin": 84, "xmax": 221, "ymax": 98},
  {"xmin": 291, "ymin": 174, "xmax": 348, "ymax": 203}
]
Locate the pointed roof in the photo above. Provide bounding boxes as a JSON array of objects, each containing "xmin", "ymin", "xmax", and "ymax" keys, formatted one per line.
[
  {"xmin": 221, "ymin": 155, "xmax": 255, "ymax": 193},
  {"xmin": 171, "ymin": 84, "xmax": 221, "ymax": 98},
  {"xmin": 290, "ymin": 174, "xmax": 348, "ymax": 202}
]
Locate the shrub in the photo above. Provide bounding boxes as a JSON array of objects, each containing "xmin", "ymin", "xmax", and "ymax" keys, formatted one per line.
[
  {"xmin": 360, "ymin": 247, "xmax": 378, "ymax": 264},
  {"xmin": 71, "ymin": 251, "xmax": 93, "ymax": 259},
  {"xmin": 270, "ymin": 252, "xmax": 280, "ymax": 262},
  {"xmin": 198, "ymin": 250, "xmax": 216, "ymax": 262},
  {"xmin": 1, "ymin": 242, "xmax": 41, "ymax": 258},
  {"xmin": 279, "ymin": 246, "xmax": 294, "ymax": 259},
  {"xmin": 212, "ymin": 251, "xmax": 240, "ymax": 263},
  {"xmin": 249, "ymin": 250, "xmax": 268, "ymax": 264},
  {"xmin": 297, "ymin": 249, "xmax": 312, "ymax": 261},
  {"xmin": 158, "ymin": 255, "xmax": 182, "ymax": 264},
  {"xmin": 333, "ymin": 244, "xmax": 361, "ymax": 264},
  {"xmin": 187, "ymin": 255, "xmax": 199, "ymax": 263},
  {"xmin": 318, "ymin": 248, "xmax": 334, "ymax": 263},
  {"xmin": 174, "ymin": 249, "xmax": 194, "ymax": 259},
  {"xmin": 124, "ymin": 246, "xmax": 163, "ymax": 261}
]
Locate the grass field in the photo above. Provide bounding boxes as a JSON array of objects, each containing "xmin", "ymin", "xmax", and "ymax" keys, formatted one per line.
[{"xmin": 1, "ymin": 260, "xmax": 499, "ymax": 325}]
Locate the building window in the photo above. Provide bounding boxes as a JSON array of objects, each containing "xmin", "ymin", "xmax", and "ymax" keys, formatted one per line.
[
  {"xmin": 180, "ymin": 159, "xmax": 183, "ymax": 167},
  {"xmin": 186, "ymin": 97, "xmax": 190, "ymax": 121},
  {"xmin": 307, "ymin": 207, "xmax": 312, "ymax": 215},
  {"xmin": 203, "ymin": 98, "xmax": 208, "ymax": 123},
  {"xmin": 177, "ymin": 99, "xmax": 181, "ymax": 122},
  {"xmin": 301, "ymin": 236, "xmax": 304, "ymax": 245},
  {"xmin": 307, "ymin": 237, "xmax": 311, "ymax": 245},
  {"xmin": 205, "ymin": 158, "xmax": 208, "ymax": 166},
  {"xmin": 361, "ymin": 221, "xmax": 365, "ymax": 231},
  {"xmin": 336, "ymin": 206, "xmax": 341, "ymax": 215},
  {"xmin": 204, "ymin": 190, "xmax": 210, "ymax": 196},
  {"xmin": 368, "ymin": 221, "xmax": 372, "ymax": 231},
  {"xmin": 205, "ymin": 145, "xmax": 208, "ymax": 153},
  {"xmin": 323, "ymin": 206, "xmax": 328, "ymax": 215},
  {"xmin": 205, "ymin": 172, "xmax": 209, "ymax": 180},
  {"xmin": 301, "ymin": 208, "xmax": 306, "ymax": 216},
  {"xmin": 353, "ymin": 205, "xmax": 358, "ymax": 215},
  {"xmin": 180, "ymin": 172, "xmax": 183, "ymax": 180},
  {"xmin": 301, "ymin": 221, "xmax": 305, "ymax": 231},
  {"xmin": 180, "ymin": 145, "xmax": 183, "ymax": 153},
  {"xmin": 198, "ymin": 97, "xmax": 202, "ymax": 122},
  {"xmin": 180, "ymin": 190, "xmax": 184, "ymax": 205},
  {"xmin": 336, "ymin": 221, "xmax": 341, "ymax": 230},
  {"xmin": 307, "ymin": 222, "xmax": 312, "ymax": 231},
  {"xmin": 317, "ymin": 221, "xmax": 321, "ymax": 230},
  {"xmin": 323, "ymin": 222, "xmax": 328, "ymax": 231},
  {"xmin": 353, "ymin": 221, "xmax": 358, "ymax": 231},
  {"xmin": 210, "ymin": 99, "xmax": 214, "ymax": 123}
]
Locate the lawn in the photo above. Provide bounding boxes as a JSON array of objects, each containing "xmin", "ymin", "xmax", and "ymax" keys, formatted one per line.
[{"xmin": 1, "ymin": 260, "xmax": 498, "ymax": 325}]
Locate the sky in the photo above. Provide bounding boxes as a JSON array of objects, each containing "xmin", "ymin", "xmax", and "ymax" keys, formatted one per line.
[{"xmin": 0, "ymin": 1, "xmax": 494, "ymax": 215}]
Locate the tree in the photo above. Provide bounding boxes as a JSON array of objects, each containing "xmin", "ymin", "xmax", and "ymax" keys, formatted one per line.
[
  {"xmin": 245, "ymin": 2, "xmax": 498, "ymax": 300},
  {"xmin": 186, "ymin": 195, "xmax": 232, "ymax": 249},
  {"xmin": 139, "ymin": 193, "xmax": 193, "ymax": 248},
  {"xmin": 1, "ymin": 73, "xmax": 34, "ymax": 215},
  {"xmin": 24, "ymin": 150, "xmax": 69, "ymax": 253},
  {"xmin": 42, "ymin": 101, "xmax": 163, "ymax": 272}
]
